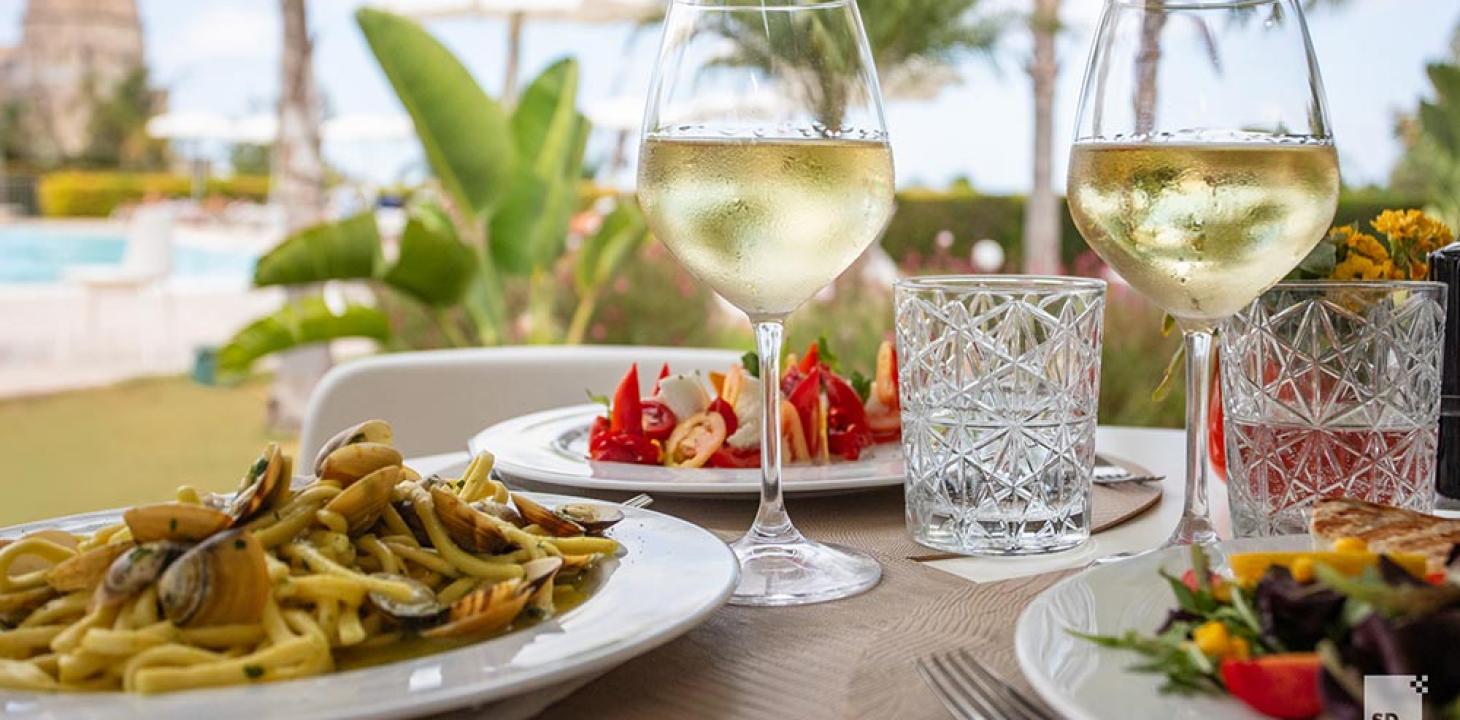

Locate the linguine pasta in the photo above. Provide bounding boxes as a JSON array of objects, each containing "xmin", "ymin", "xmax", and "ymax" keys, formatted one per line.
[{"xmin": 0, "ymin": 420, "xmax": 621, "ymax": 694}]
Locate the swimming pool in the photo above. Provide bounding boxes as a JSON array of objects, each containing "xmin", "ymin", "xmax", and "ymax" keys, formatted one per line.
[{"xmin": 0, "ymin": 226, "xmax": 256, "ymax": 284}]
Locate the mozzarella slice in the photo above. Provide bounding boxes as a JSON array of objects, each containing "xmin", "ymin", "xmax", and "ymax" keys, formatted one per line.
[
  {"xmin": 726, "ymin": 376, "xmax": 763, "ymax": 449},
  {"xmin": 657, "ymin": 374, "xmax": 710, "ymax": 420}
]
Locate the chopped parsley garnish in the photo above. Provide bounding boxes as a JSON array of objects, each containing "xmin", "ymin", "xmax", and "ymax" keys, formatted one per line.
[
  {"xmin": 741, "ymin": 351, "xmax": 760, "ymax": 378},
  {"xmin": 243, "ymin": 664, "xmax": 265, "ymax": 679},
  {"xmin": 816, "ymin": 336, "xmax": 839, "ymax": 370},
  {"xmin": 849, "ymin": 371, "xmax": 872, "ymax": 402}
]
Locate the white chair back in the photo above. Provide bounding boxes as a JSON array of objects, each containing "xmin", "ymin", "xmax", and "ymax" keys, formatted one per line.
[
  {"xmin": 299, "ymin": 345, "xmax": 741, "ymax": 462},
  {"xmin": 121, "ymin": 204, "xmax": 175, "ymax": 279}
]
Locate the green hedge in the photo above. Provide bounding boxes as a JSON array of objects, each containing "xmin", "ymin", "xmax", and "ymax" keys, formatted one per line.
[
  {"xmin": 880, "ymin": 190, "xmax": 1430, "ymax": 269},
  {"xmin": 37, "ymin": 172, "xmax": 271, "ymax": 218}
]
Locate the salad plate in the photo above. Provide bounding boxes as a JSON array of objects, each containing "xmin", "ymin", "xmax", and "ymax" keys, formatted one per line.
[
  {"xmin": 1016, "ymin": 536, "xmax": 1311, "ymax": 720},
  {"xmin": 0, "ymin": 491, "xmax": 738, "ymax": 719},
  {"xmin": 469, "ymin": 404, "xmax": 905, "ymax": 496}
]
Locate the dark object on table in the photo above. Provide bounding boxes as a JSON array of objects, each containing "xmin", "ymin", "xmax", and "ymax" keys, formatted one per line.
[{"xmin": 1429, "ymin": 243, "xmax": 1460, "ymax": 502}]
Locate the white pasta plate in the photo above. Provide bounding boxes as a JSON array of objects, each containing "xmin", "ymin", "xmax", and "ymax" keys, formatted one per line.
[
  {"xmin": 470, "ymin": 404, "xmax": 905, "ymax": 496},
  {"xmin": 1016, "ymin": 535, "xmax": 1312, "ymax": 720},
  {"xmin": 0, "ymin": 492, "xmax": 739, "ymax": 719}
]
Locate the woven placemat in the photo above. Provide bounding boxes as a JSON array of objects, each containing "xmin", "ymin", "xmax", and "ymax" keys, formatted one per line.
[{"xmin": 464, "ymin": 478, "xmax": 1158, "ymax": 719}]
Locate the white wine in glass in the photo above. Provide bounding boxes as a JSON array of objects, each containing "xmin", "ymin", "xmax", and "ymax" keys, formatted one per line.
[
  {"xmin": 639, "ymin": 0, "xmax": 893, "ymax": 606},
  {"xmin": 1069, "ymin": 0, "xmax": 1339, "ymax": 549},
  {"xmin": 639, "ymin": 137, "xmax": 894, "ymax": 318},
  {"xmin": 1069, "ymin": 141, "xmax": 1340, "ymax": 323}
]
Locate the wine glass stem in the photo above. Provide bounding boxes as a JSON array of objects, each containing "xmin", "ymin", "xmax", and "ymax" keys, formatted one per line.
[
  {"xmin": 1170, "ymin": 326, "xmax": 1218, "ymax": 547},
  {"xmin": 748, "ymin": 319, "xmax": 800, "ymax": 544}
]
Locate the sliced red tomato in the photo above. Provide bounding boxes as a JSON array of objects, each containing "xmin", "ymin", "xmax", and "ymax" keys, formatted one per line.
[
  {"xmin": 652, "ymin": 362, "xmax": 671, "ymax": 395},
  {"xmin": 707, "ymin": 397, "xmax": 738, "ymax": 436},
  {"xmin": 708, "ymin": 444, "xmax": 760, "ymax": 468},
  {"xmin": 824, "ymin": 373, "xmax": 872, "ymax": 460},
  {"xmin": 1219, "ymin": 654, "xmax": 1322, "ymax": 720},
  {"xmin": 610, "ymin": 364, "xmax": 643, "ymax": 436},
  {"xmin": 1179, "ymin": 568, "xmax": 1229, "ymax": 598},
  {"xmin": 664, "ymin": 411, "xmax": 728, "ymax": 468},
  {"xmin": 588, "ymin": 415, "xmax": 610, "ymax": 444},
  {"xmin": 1208, "ymin": 356, "xmax": 1227, "ymax": 482},
  {"xmin": 798, "ymin": 341, "xmax": 820, "ymax": 374},
  {"xmin": 780, "ymin": 400, "xmax": 811, "ymax": 462},
  {"xmin": 780, "ymin": 366, "xmax": 805, "ymax": 397},
  {"xmin": 641, "ymin": 399, "xmax": 676, "ymax": 442},
  {"xmin": 786, "ymin": 366, "xmax": 823, "ymax": 459},
  {"xmin": 588, "ymin": 431, "xmax": 659, "ymax": 465}
]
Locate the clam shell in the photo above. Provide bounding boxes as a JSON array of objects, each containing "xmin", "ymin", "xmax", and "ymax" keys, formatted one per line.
[
  {"xmin": 366, "ymin": 572, "xmax": 446, "ymax": 628},
  {"xmin": 158, "ymin": 529, "xmax": 269, "ymax": 627},
  {"xmin": 97, "ymin": 541, "xmax": 188, "ymax": 608},
  {"xmin": 227, "ymin": 444, "xmax": 290, "ymax": 523},
  {"xmin": 318, "ymin": 443, "xmax": 402, "ymax": 486},
  {"xmin": 511, "ymin": 494, "xmax": 584, "ymax": 538},
  {"xmin": 324, "ymin": 466, "xmax": 400, "ymax": 535},
  {"xmin": 125, "ymin": 503, "xmax": 233, "ymax": 543},
  {"xmin": 556, "ymin": 503, "xmax": 624, "ymax": 535},
  {"xmin": 471, "ymin": 501, "xmax": 525, "ymax": 528},
  {"xmin": 430, "ymin": 487, "xmax": 513, "ymax": 554},
  {"xmin": 312, "ymin": 420, "xmax": 394, "ymax": 476},
  {"xmin": 422, "ymin": 557, "xmax": 562, "ymax": 638}
]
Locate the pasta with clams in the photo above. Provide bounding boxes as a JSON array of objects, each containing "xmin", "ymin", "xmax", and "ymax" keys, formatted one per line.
[{"xmin": 0, "ymin": 420, "xmax": 622, "ymax": 693}]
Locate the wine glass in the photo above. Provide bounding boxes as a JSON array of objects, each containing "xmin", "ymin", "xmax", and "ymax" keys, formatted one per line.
[
  {"xmin": 638, "ymin": 0, "xmax": 894, "ymax": 606},
  {"xmin": 1068, "ymin": 0, "xmax": 1340, "ymax": 548}
]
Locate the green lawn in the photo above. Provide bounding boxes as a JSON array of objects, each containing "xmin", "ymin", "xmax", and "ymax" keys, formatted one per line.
[{"xmin": 0, "ymin": 376, "xmax": 294, "ymax": 527}]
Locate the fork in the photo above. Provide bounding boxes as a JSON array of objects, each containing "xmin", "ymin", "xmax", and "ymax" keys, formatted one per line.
[
  {"xmin": 621, "ymin": 493, "xmax": 654, "ymax": 509},
  {"xmin": 915, "ymin": 649, "xmax": 1054, "ymax": 720}
]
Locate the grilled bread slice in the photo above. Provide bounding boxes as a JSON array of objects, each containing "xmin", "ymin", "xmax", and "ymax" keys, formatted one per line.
[{"xmin": 1310, "ymin": 498, "xmax": 1460, "ymax": 574}]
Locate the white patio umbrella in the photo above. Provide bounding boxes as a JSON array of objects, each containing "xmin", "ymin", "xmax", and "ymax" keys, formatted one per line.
[
  {"xmin": 384, "ymin": 0, "xmax": 662, "ymax": 100},
  {"xmin": 146, "ymin": 112, "xmax": 238, "ymax": 143}
]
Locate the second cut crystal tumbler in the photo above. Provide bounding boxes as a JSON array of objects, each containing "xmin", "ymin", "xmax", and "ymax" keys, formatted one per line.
[
  {"xmin": 895, "ymin": 276, "xmax": 1106, "ymax": 555},
  {"xmin": 1219, "ymin": 281, "xmax": 1447, "ymax": 536}
]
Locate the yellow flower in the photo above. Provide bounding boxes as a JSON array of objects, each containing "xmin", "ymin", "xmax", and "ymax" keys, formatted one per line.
[
  {"xmin": 1333, "ymin": 254, "xmax": 1392, "ymax": 281},
  {"xmin": 1370, "ymin": 209, "xmax": 1454, "ymax": 280},
  {"xmin": 1346, "ymin": 230, "xmax": 1390, "ymax": 263}
]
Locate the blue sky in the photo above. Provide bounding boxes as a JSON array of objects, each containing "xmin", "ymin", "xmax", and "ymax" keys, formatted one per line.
[{"xmin": 3, "ymin": 0, "xmax": 1457, "ymax": 191}]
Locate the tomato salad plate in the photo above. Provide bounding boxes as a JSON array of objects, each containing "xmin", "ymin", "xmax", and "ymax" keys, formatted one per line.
[
  {"xmin": 1016, "ymin": 534, "xmax": 1460, "ymax": 720},
  {"xmin": 470, "ymin": 340, "xmax": 907, "ymax": 496}
]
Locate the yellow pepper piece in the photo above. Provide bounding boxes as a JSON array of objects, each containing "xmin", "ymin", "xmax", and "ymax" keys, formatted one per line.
[
  {"xmin": 1332, "ymin": 537, "xmax": 1368, "ymax": 553},
  {"xmin": 1291, "ymin": 557, "xmax": 1316, "ymax": 583},
  {"xmin": 1193, "ymin": 621, "xmax": 1230, "ymax": 657},
  {"xmin": 1227, "ymin": 636, "xmax": 1251, "ymax": 661},
  {"xmin": 1229, "ymin": 550, "xmax": 1427, "ymax": 587}
]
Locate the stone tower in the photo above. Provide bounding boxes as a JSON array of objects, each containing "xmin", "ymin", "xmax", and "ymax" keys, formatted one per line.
[{"xmin": 1, "ymin": 0, "xmax": 146, "ymax": 162}]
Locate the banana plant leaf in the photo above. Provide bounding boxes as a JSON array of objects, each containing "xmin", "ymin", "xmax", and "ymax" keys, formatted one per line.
[
  {"xmin": 1421, "ymin": 63, "xmax": 1460, "ymax": 157},
  {"xmin": 490, "ymin": 59, "xmax": 590, "ymax": 275},
  {"xmin": 382, "ymin": 204, "xmax": 477, "ymax": 308},
  {"xmin": 253, "ymin": 213, "xmax": 382, "ymax": 287},
  {"xmin": 216, "ymin": 297, "xmax": 390, "ymax": 378},
  {"xmin": 356, "ymin": 8, "xmax": 515, "ymax": 221},
  {"xmin": 574, "ymin": 202, "xmax": 648, "ymax": 295}
]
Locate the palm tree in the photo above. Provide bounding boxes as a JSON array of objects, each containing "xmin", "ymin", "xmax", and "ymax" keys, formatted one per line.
[
  {"xmin": 1023, "ymin": 0, "xmax": 1060, "ymax": 274},
  {"xmin": 714, "ymin": 1, "xmax": 1004, "ymax": 127},
  {"xmin": 268, "ymin": 0, "xmax": 329, "ymax": 431}
]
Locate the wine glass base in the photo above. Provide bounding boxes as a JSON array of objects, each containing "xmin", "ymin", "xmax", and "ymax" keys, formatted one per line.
[
  {"xmin": 728, "ymin": 534, "xmax": 881, "ymax": 607},
  {"xmin": 1161, "ymin": 515, "xmax": 1228, "ymax": 570}
]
